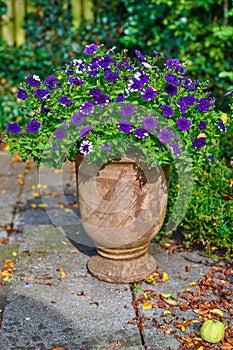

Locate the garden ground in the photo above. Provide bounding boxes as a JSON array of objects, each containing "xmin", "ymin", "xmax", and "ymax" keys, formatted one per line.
[{"xmin": 0, "ymin": 151, "xmax": 232, "ymax": 350}]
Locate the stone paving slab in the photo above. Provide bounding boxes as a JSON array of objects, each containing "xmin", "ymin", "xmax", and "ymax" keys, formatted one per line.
[{"xmin": 0, "ymin": 225, "xmax": 143, "ymax": 350}]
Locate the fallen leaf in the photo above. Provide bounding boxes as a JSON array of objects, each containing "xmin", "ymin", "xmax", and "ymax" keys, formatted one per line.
[
  {"xmin": 160, "ymin": 293, "xmax": 172, "ymax": 298},
  {"xmin": 60, "ymin": 268, "xmax": 66, "ymax": 279},
  {"xmin": 189, "ymin": 281, "xmax": 197, "ymax": 286},
  {"xmin": 162, "ymin": 272, "xmax": 169, "ymax": 281},
  {"xmin": 209, "ymin": 308, "xmax": 224, "ymax": 317},
  {"xmin": 163, "ymin": 310, "xmax": 171, "ymax": 315}
]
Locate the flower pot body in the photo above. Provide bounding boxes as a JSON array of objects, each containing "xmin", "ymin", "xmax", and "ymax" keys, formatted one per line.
[{"xmin": 75, "ymin": 155, "xmax": 169, "ymax": 283}]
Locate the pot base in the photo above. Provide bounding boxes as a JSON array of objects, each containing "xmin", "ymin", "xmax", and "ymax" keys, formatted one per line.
[{"xmin": 87, "ymin": 252, "xmax": 156, "ymax": 284}]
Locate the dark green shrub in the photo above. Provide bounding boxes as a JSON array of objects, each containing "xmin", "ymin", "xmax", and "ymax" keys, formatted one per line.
[
  {"xmin": 161, "ymin": 160, "xmax": 233, "ymax": 261},
  {"xmin": 79, "ymin": 0, "xmax": 233, "ymax": 99}
]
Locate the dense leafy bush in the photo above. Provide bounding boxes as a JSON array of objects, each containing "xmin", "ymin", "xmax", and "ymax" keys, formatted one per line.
[
  {"xmin": 161, "ymin": 160, "xmax": 233, "ymax": 260},
  {"xmin": 0, "ymin": 0, "xmax": 81, "ymax": 87},
  {"xmin": 78, "ymin": 0, "xmax": 233, "ymax": 99}
]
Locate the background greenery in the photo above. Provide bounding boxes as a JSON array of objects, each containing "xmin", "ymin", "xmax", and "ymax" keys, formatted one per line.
[{"xmin": 0, "ymin": 0, "xmax": 232, "ymax": 258}]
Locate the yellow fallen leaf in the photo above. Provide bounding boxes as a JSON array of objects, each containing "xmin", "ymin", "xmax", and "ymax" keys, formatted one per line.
[
  {"xmin": 163, "ymin": 310, "xmax": 171, "ymax": 315},
  {"xmin": 197, "ymin": 346, "xmax": 204, "ymax": 350},
  {"xmin": 37, "ymin": 203, "xmax": 48, "ymax": 208},
  {"xmin": 209, "ymin": 308, "xmax": 224, "ymax": 317},
  {"xmin": 160, "ymin": 293, "xmax": 172, "ymax": 298},
  {"xmin": 141, "ymin": 301, "xmax": 154, "ymax": 310},
  {"xmin": 64, "ymin": 208, "xmax": 72, "ymax": 213},
  {"xmin": 181, "ymin": 325, "xmax": 186, "ymax": 332},
  {"xmin": 162, "ymin": 272, "xmax": 169, "ymax": 281},
  {"xmin": 164, "ymin": 299, "xmax": 177, "ymax": 306},
  {"xmin": 141, "ymin": 304, "xmax": 153, "ymax": 310},
  {"xmin": 32, "ymin": 192, "xmax": 40, "ymax": 197},
  {"xmin": 60, "ymin": 268, "xmax": 66, "ymax": 279},
  {"xmin": 189, "ymin": 281, "xmax": 197, "ymax": 286},
  {"xmin": 12, "ymin": 252, "xmax": 17, "ymax": 257},
  {"xmin": 164, "ymin": 327, "xmax": 173, "ymax": 334},
  {"xmin": 143, "ymin": 293, "xmax": 150, "ymax": 300}
]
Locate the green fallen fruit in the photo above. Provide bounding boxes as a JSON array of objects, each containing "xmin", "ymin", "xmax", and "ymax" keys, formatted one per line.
[{"xmin": 200, "ymin": 319, "xmax": 225, "ymax": 344}]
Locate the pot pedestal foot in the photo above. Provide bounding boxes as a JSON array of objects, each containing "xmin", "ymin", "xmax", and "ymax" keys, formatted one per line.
[{"xmin": 87, "ymin": 252, "xmax": 156, "ymax": 284}]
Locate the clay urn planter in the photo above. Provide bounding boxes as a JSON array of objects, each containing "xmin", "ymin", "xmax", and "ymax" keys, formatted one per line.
[{"xmin": 75, "ymin": 154, "xmax": 169, "ymax": 283}]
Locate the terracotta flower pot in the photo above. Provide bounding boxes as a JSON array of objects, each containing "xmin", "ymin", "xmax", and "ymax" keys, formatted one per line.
[{"xmin": 75, "ymin": 155, "xmax": 169, "ymax": 283}]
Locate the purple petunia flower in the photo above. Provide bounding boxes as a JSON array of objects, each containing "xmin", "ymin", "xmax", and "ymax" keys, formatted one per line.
[
  {"xmin": 122, "ymin": 60, "xmax": 135, "ymax": 71},
  {"xmin": 59, "ymin": 95, "xmax": 73, "ymax": 106},
  {"xmin": 118, "ymin": 120, "xmax": 132, "ymax": 134},
  {"xmin": 52, "ymin": 144, "xmax": 59, "ymax": 151},
  {"xmin": 208, "ymin": 155, "xmax": 215, "ymax": 162},
  {"xmin": 65, "ymin": 68, "xmax": 74, "ymax": 76},
  {"xmin": 158, "ymin": 129, "xmax": 173, "ymax": 143},
  {"xmin": 26, "ymin": 75, "xmax": 41, "ymax": 87},
  {"xmin": 17, "ymin": 89, "xmax": 28, "ymax": 100},
  {"xmin": 170, "ymin": 143, "xmax": 181, "ymax": 156},
  {"xmin": 217, "ymin": 121, "xmax": 227, "ymax": 133},
  {"xmin": 142, "ymin": 115, "xmax": 157, "ymax": 130},
  {"xmin": 160, "ymin": 104, "xmax": 174, "ymax": 117},
  {"xmin": 116, "ymin": 94, "xmax": 125, "ymax": 102},
  {"xmin": 165, "ymin": 73, "xmax": 179, "ymax": 87},
  {"xmin": 181, "ymin": 95, "xmax": 196, "ymax": 106},
  {"xmin": 197, "ymin": 98, "xmax": 211, "ymax": 112},
  {"xmin": 70, "ymin": 112, "xmax": 85, "ymax": 125},
  {"xmin": 102, "ymin": 142, "xmax": 112, "ymax": 151},
  {"xmin": 141, "ymin": 87, "xmax": 157, "ymax": 101},
  {"xmin": 80, "ymin": 102, "xmax": 94, "ymax": 115},
  {"xmin": 80, "ymin": 125, "xmax": 93, "ymax": 138},
  {"xmin": 99, "ymin": 55, "xmax": 114, "ymax": 68},
  {"xmin": 166, "ymin": 59, "xmax": 180, "ymax": 69},
  {"xmin": 135, "ymin": 50, "xmax": 147, "ymax": 62},
  {"xmin": 27, "ymin": 120, "xmax": 40, "ymax": 133},
  {"xmin": 192, "ymin": 137, "xmax": 206, "ymax": 149},
  {"xmin": 34, "ymin": 89, "xmax": 49, "ymax": 99},
  {"xmin": 68, "ymin": 77, "xmax": 86, "ymax": 86},
  {"xmin": 181, "ymin": 77, "xmax": 199, "ymax": 92},
  {"xmin": 134, "ymin": 128, "xmax": 148, "ymax": 138},
  {"xmin": 79, "ymin": 140, "xmax": 93, "ymax": 155},
  {"xmin": 104, "ymin": 69, "xmax": 119, "ymax": 82},
  {"xmin": 176, "ymin": 117, "xmax": 191, "ymax": 131},
  {"xmin": 177, "ymin": 101, "xmax": 187, "ymax": 114},
  {"xmin": 165, "ymin": 85, "xmax": 178, "ymax": 96},
  {"xmin": 7, "ymin": 122, "xmax": 22, "ymax": 134},
  {"xmin": 128, "ymin": 78, "xmax": 143, "ymax": 91},
  {"xmin": 121, "ymin": 104, "xmax": 135, "ymax": 117},
  {"xmin": 41, "ymin": 101, "xmax": 50, "ymax": 113},
  {"xmin": 54, "ymin": 129, "xmax": 66, "ymax": 141},
  {"xmin": 44, "ymin": 75, "xmax": 59, "ymax": 90},
  {"xmin": 198, "ymin": 120, "xmax": 206, "ymax": 131},
  {"xmin": 88, "ymin": 88, "xmax": 102, "ymax": 97},
  {"xmin": 84, "ymin": 43, "xmax": 98, "ymax": 55},
  {"xmin": 134, "ymin": 70, "xmax": 150, "ymax": 84},
  {"xmin": 93, "ymin": 94, "xmax": 110, "ymax": 106}
]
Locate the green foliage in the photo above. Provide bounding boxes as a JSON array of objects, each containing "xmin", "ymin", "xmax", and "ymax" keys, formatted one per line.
[
  {"xmin": 0, "ymin": 0, "xmax": 81, "ymax": 87},
  {"xmin": 23, "ymin": 0, "xmax": 80, "ymax": 66},
  {"xmin": 78, "ymin": 0, "xmax": 233, "ymax": 99},
  {"xmin": 0, "ymin": 93, "xmax": 25, "ymax": 130},
  {"xmin": 161, "ymin": 160, "xmax": 233, "ymax": 260}
]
